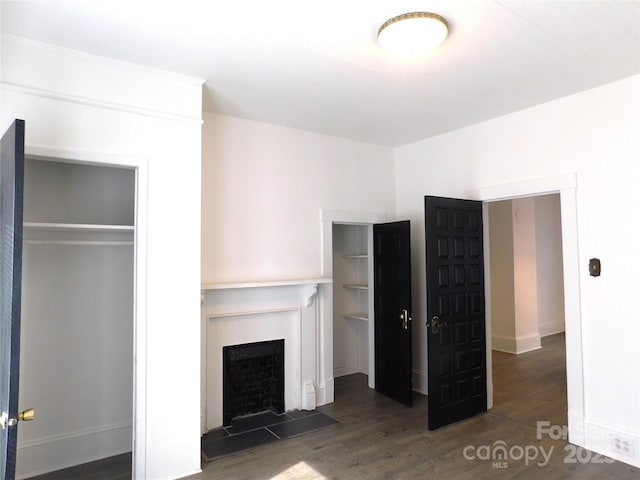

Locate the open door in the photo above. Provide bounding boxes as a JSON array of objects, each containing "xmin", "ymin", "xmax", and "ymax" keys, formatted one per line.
[
  {"xmin": 425, "ymin": 196, "xmax": 486, "ymax": 430},
  {"xmin": 373, "ymin": 220, "xmax": 412, "ymax": 406},
  {"xmin": 0, "ymin": 119, "xmax": 26, "ymax": 480}
]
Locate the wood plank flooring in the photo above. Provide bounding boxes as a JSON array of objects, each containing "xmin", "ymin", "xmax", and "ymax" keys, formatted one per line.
[
  {"xmin": 191, "ymin": 334, "xmax": 639, "ymax": 479},
  {"xmin": 27, "ymin": 334, "xmax": 640, "ymax": 479},
  {"xmin": 26, "ymin": 453, "xmax": 131, "ymax": 480}
]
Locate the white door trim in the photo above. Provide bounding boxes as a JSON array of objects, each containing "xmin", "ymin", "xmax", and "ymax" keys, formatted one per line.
[
  {"xmin": 471, "ymin": 172, "xmax": 585, "ymax": 446},
  {"xmin": 320, "ymin": 209, "xmax": 386, "ymax": 394},
  {"xmin": 25, "ymin": 145, "xmax": 149, "ymax": 476}
]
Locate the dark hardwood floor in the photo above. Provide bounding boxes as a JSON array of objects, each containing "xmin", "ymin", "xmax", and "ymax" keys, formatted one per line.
[
  {"xmin": 26, "ymin": 453, "xmax": 132, "ymax": 480},
  {"xmin": 27, "ymin": 334, "xmax": 640, "ymax": 479},
  {"xmin": 192, "ymin": 333, "xmax": 639, "ymax": 479}
]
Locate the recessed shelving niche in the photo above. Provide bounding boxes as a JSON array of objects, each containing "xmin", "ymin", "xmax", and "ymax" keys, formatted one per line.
[{"xmin": 332, "ymin": 224, "xmax": 370, "ymax": 379}]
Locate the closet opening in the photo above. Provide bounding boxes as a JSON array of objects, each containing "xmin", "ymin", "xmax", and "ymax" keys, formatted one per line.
[
  {"xmin": 332, "ymin": 223, "xmax": 375, "ymax": 394},
  {"xmin": 18, "ymin": 157, "xmax": 136, "ymax": 478}
]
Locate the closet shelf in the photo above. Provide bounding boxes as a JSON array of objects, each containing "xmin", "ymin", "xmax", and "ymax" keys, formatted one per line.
[
  {"xmin": 344, "ymin": 313, "xmax": 368, "ymax": 322},
  {"xmin": 23, "ymin": 222, "xmax": 134, "ymax": 246},
  {"xmin": 24, "ymin": 222, "xmax": 134, "ymax": 232},
  {"xmin": 343, "ymin": 284, "xmax": 368, "ymax": 290}
]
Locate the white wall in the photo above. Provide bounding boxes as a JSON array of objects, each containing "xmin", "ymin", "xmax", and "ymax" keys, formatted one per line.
[
  {"xmin": 511, "ymin": 197, "xmax": 542, "ymax": 353},
  {"xmin": 395, "ymin": 75, "xmax": 640, "ymax": 467},
  {"xmin": 488, "ymin": 200, "xmax": 516, "ymax": 347},
  {"xmin": 201, "ymin": 114, "xmax": 394, "ymax": 414},
  {"xmin": 535, "ymin": 194, "xmax": 565, "ymax": 336},
  {"xmin": 489, "ymin": 194, "xmax": 565, "ymax": 354},
  {"xmin": 201, "ymin": 112, "xmax": 395, "ymax": 283},
  {"xmin": 1, "ymin": 35, "xmax": 203, "ymax": 479}
]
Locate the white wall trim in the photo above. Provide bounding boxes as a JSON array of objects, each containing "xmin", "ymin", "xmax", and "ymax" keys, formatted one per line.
[
  {"xmin": 538, "ymin": 320, "xmax": 566, "ymax": 337},
  {"xmin": 473, "ymin": 173, "xmax": 585, "ymax": 448},
  {"xmin": 482, "ymin": 202, "xmax": 494, "ymax": 409},
  {"xmin": 471, "ymin": 173, "xmax": 577, "ymax": 202},
  {"xmin": 584, "ymin": 420, "xmax": 640, "ymax": 468},
  {"xmin": 174, "ymin": 469, "xmax": 207, "ymax": 480},
  {"xmin": 1, "ymin": 82, "xmax": 203, "ymax": 125},
  {"xmin": 16, "ymin": 422, "xmax": 132, "ymax": 479},
  {"xmin": 334, "ymin": 366, "xmax": 362, "ymax": 378},
  {"xmin": 24, "ymin": 144, "xmax": 149, "ymax": 478},
  {"xmin": 1, "ymin": 33, "xmax": 204, "ymax": 122},
  {"xmin": 320, "ymin": 209, "xmax": 387, "ymax": 396},
  {"xmin": 492, "ymin": 333, "xmax": 542, "ymax": 354},
  {"xmin": 17, "ymin": 421, "xmax": 131, "ymax": 449}
]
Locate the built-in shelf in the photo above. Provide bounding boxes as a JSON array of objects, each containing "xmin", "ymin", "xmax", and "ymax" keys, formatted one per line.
[
  {"xmin": 343, "ymin": 253, "xmax": 368, "ymax": 259},
  {"xmin": 22, "ymin": 222, "xmax": 135, "ymax": 246},
  {"xmin": 344, "ymin": 313, "xmax": 368, "ymax": 322},
  {"xmin": 23, "ymin": 222, "xmax": 134, "ymax": 232},
  {"xmin": 343, "ymin": 284, "xmax": 368, "ymax": 290}
]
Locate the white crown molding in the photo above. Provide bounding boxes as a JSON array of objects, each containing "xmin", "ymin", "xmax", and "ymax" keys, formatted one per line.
[
  {"xmin": 1, "ymin": 81, "xmax": 203, "ymax": 125},
  {"xmin": 1, "ymin": 33, "xmax": 204, "ymax": 122}
]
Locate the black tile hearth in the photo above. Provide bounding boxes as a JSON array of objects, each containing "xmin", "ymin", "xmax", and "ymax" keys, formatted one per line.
[
  {"xmin": 201, "ymin": 410, "xmax": 338, "ymax": 462},
  {"xmin": 284, "ymin": 409, "xmax": 320, "ymax": 419},
  {"xmin": 201, "ymin": 428, "xmax": 278, "ymax": 462},
  {"xmin": 224, "ymin": 411, "xmax": 289, "ymax": 435},
  {"xmin": 267, "ymin": 411, "xmax": 337, "ymax": 439}
]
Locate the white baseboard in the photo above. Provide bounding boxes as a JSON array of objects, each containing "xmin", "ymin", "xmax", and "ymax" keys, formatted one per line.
[
  {"xmin": 176, "ymin": 468, "xmax": 203, "ymax": 479},
  {"xmin": 316, "ymin": 377, "xmax": 334, "ymax": 406},
  {"xmin": 334, "ymin": 365, "xmax": 360, "ymax": 378},
  {"xmin": 584, "ymin": 421, "xmax": 640, "ymax": 468},
  {"xmin": 539, "ymin": 321, "xmax": 565, "ymax": 337},
  {"xmin": 16, "ymin": 422, "xmax": 132, "ymax": 479},
  {"xmin": 567, "ymin": 409, "xmax": 586, "ymax": 446},
  {"xmin": 492, "ymin": 333, "xmax": 541, "ymax": 354}
]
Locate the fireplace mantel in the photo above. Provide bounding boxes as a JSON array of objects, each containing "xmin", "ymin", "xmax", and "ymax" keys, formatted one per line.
[
  {"xmin": 202, "ymin": 278, "xmax": 332, "ymax": 290},
  {"xmin": 201, "ymin": 278, "xmax": 331, "ymax": 311},
  {"xmin": 201, "ymin": 278, "xmax": 333, "ymax": 431}
]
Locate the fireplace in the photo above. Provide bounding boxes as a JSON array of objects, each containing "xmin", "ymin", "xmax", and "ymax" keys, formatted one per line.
[
  {"xmin": 222, "ymin": 339, "xmax": 285, "ymax": 426},
  {"xmin": 202, "ymin": 279, "xmax": 331, "ymax": 430}
]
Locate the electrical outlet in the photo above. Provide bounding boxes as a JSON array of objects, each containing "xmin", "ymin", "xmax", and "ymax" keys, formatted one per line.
[{"xmin": 611, "ymin": 434, "xmax": 636, "ymax": 459}]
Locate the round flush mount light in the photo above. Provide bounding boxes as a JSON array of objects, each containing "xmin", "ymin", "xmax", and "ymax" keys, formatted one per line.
[{"xmin": 377, "ymin": 12, "xmax": 449, "ymax": 58}]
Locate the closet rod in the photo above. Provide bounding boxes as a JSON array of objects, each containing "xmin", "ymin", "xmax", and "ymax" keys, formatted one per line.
[{"xmin": 24, "ymin": 240, "xmax": 134, "ymax": 246}]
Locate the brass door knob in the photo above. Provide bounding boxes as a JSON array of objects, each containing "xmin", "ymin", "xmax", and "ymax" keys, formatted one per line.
[
  {"xmin": 18, "ymin": 408, "xmax": 35, "ymax": 422},
  {"xmin": 0, "ymin": 408, "xmax": 35, "ymax": 429}
]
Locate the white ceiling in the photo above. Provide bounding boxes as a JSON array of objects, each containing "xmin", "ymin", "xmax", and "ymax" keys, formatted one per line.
[{"xmin": 2, "ymin": 0, "xmax": 639, "ymax": 146}]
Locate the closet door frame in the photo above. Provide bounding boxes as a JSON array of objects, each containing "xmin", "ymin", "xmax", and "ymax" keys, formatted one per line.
[{"xmin": 25, "ymin": 145, "xmax": 148, "ymax": 479}]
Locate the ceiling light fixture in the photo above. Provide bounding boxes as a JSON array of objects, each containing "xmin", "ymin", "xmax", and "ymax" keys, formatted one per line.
[{"xmin": 377, "ymin": 12, "xmax": 448, "ymax": 58}]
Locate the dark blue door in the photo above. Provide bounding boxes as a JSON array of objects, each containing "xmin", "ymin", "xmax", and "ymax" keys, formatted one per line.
[{"xmin": 0, "ymin": 119, "xmax": 25, "ymax": 480}]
